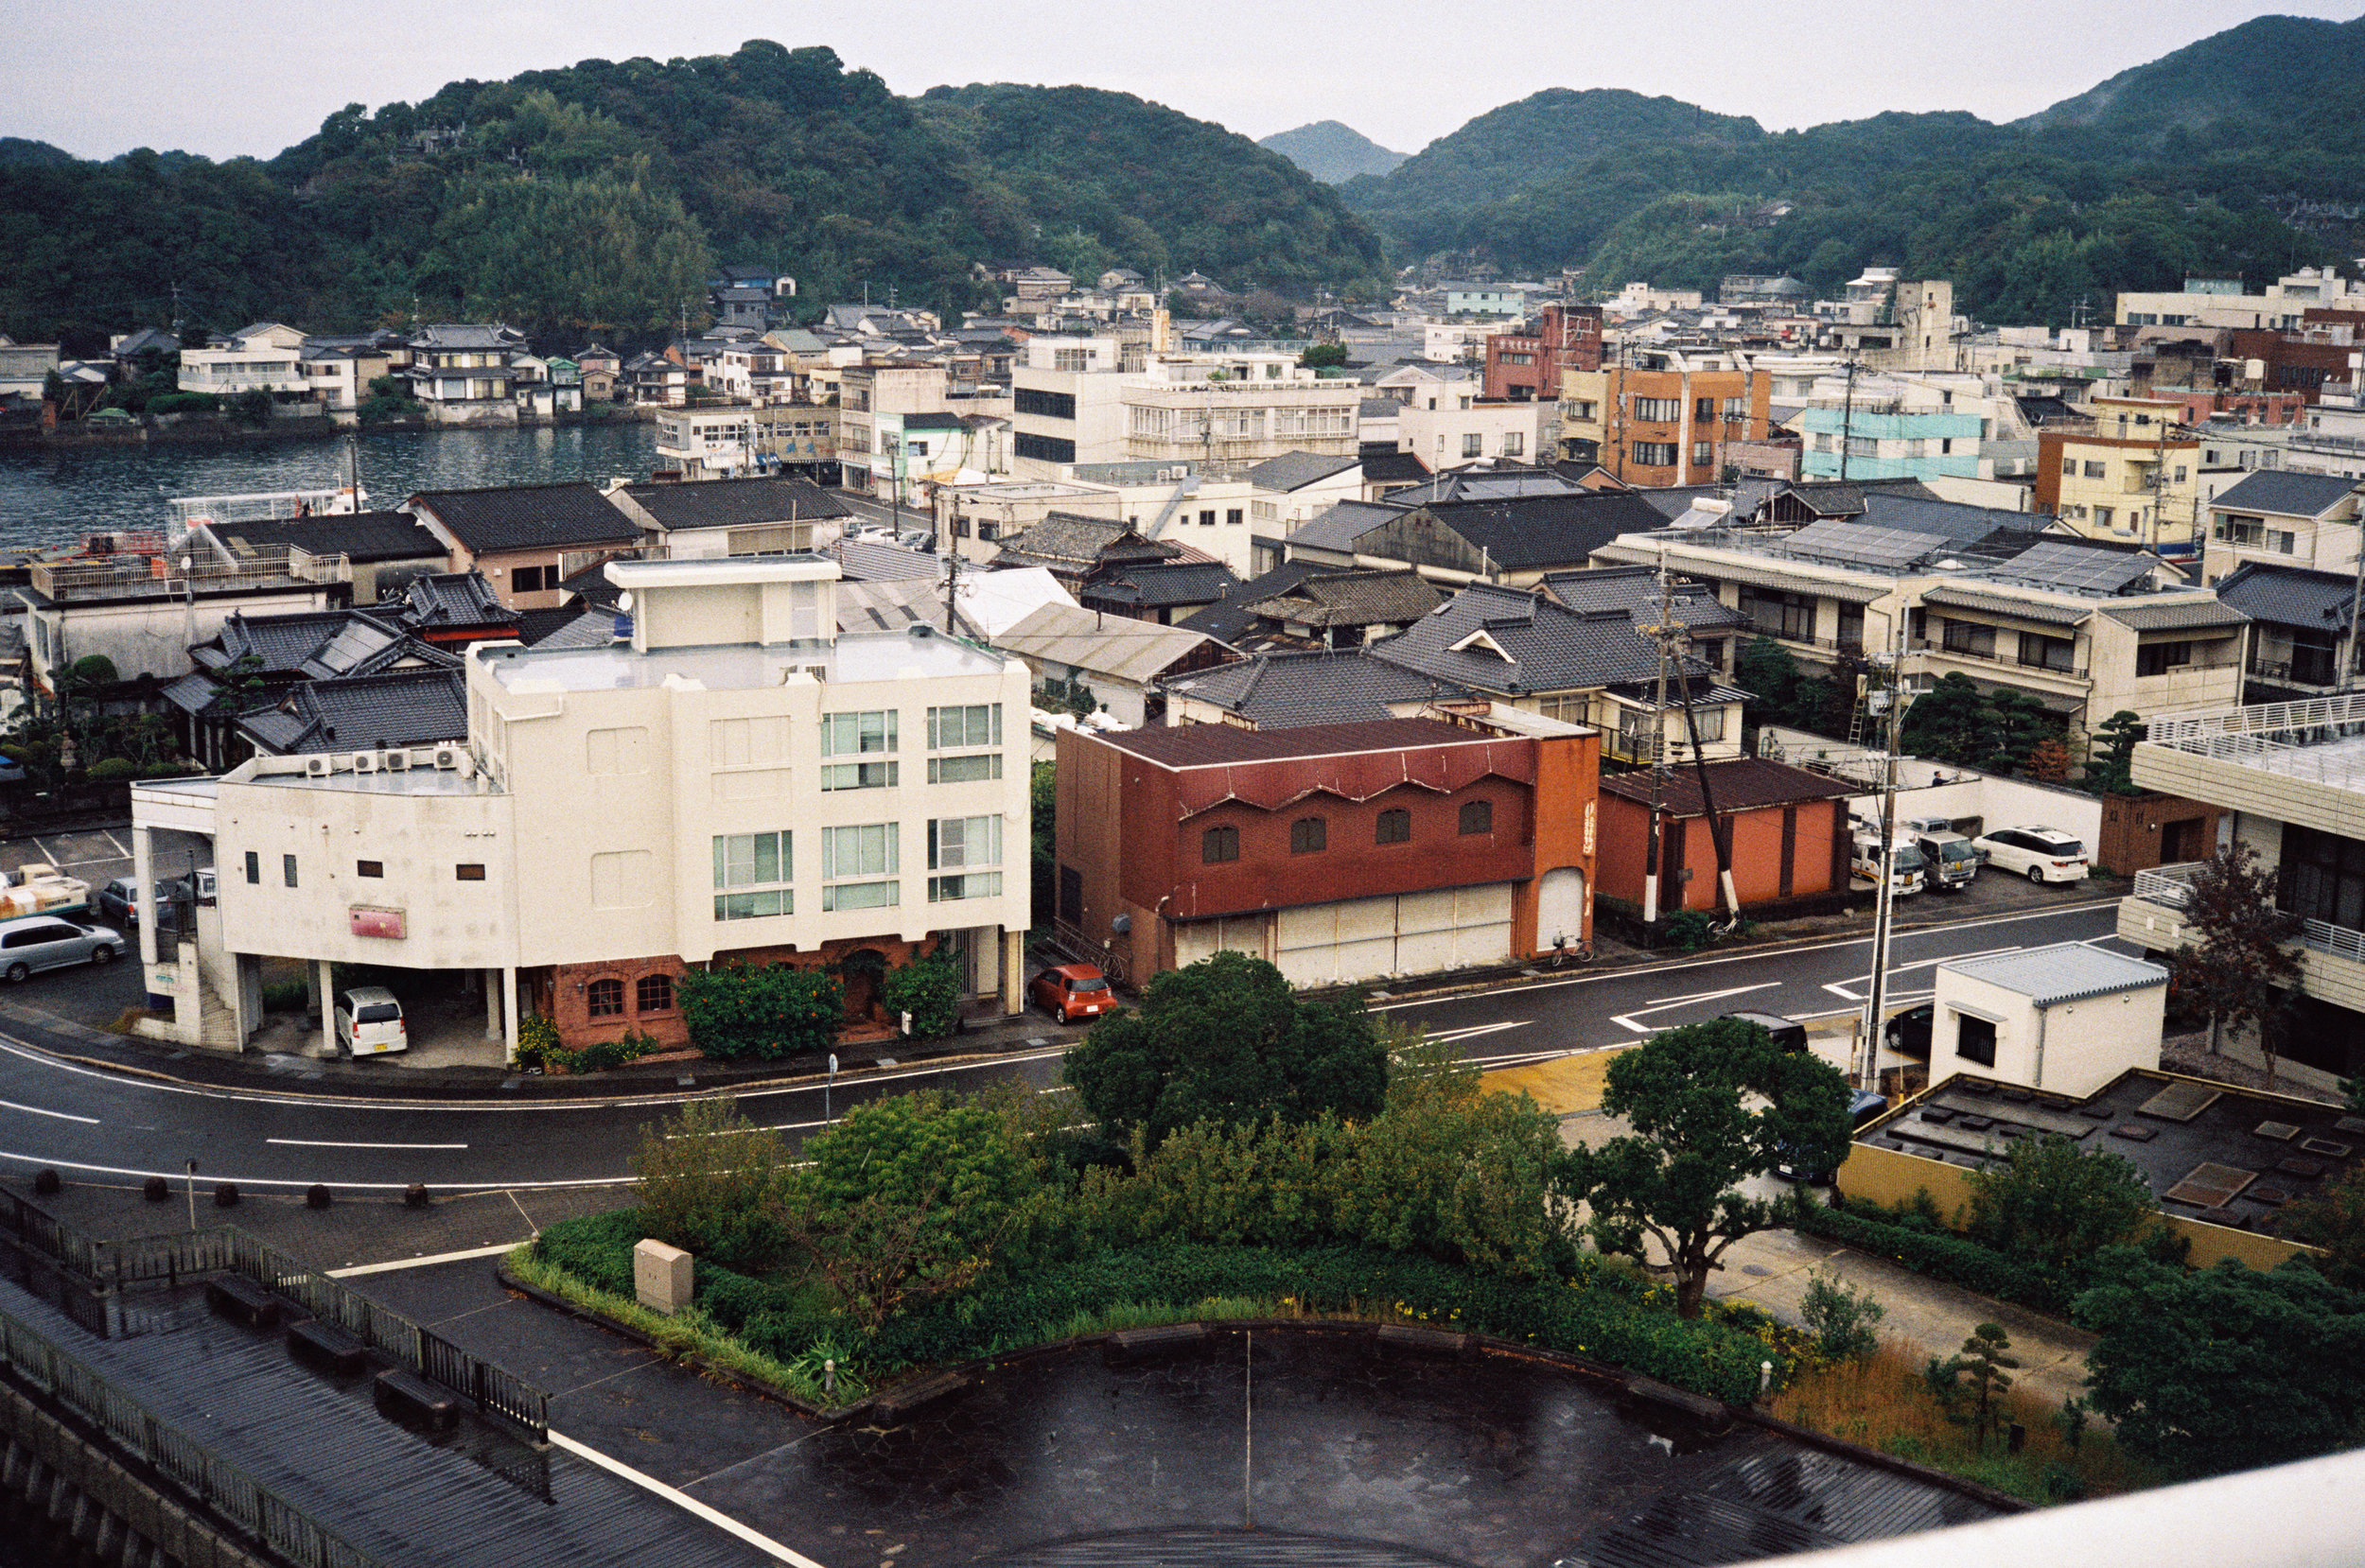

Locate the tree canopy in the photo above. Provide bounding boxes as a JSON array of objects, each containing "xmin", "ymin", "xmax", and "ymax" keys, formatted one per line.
[
  {"xmin": 1062, "ymin": 950, "xmax": 1389, "ymax": 1150},
  {"xmin": 1556, "ymin": 1017, "xmax": 1852, "ymax": 1317}
]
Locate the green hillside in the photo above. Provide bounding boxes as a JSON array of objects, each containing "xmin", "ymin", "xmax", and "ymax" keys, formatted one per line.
[
  {"xmin": 1258, "ymin": 121, "xmax": 1409, "ymax": 183},
  {"xmin": 1341, "ymin": 18, "xmax": 2363, "ymax": 326},
  {"xmin": 0, "ymin": 42, "xmax": 1388, "ymax": 348}
]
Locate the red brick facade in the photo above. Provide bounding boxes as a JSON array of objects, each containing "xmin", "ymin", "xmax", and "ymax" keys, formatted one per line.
[
  {"xmin": 1481, "ymin": 305, "xmax": 1603, "ymax": 402},
  {"xmin": 538, "ymin": 932, "xmax": 932, "ymax": 1050}
]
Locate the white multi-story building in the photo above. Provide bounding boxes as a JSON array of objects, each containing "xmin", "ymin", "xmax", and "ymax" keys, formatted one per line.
[
  {"xmin": 177, "ymin": 336, "xmax": 306, "ymax": 396},
  {"xmin": 131, "ymin": 555, "xmax": 1032, "ymax": 1063}
]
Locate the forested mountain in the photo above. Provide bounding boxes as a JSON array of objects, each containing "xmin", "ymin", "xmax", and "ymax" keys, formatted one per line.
[
  {"xmin": 0, "ymin": 42, "xmax": 1387, "ymax": 350},
  {"xmin": 1341, "ymin": 15, "xmax": 2365, "ymax": 326},
  {"xmin": 1257, "ymin": 121, "xmax": 1408, "ymax": 183}
]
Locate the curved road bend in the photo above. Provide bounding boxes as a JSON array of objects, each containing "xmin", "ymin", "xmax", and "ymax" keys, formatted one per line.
[{"xmin": 0, "ymin": 899, "xmax": 2123, "ymax": 1193}]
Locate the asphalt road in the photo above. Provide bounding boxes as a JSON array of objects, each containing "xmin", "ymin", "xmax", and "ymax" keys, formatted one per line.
[{"xmin": 0, "ymin": 894, "xmax": 2128, "ymax": 1198}]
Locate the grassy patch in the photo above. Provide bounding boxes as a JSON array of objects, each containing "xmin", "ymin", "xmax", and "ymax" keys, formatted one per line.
[
  {"xmin": 1770, "ymin": 1339, "xmax": 2153, "ymax": 1505},
  {"xmin": 505, "ymin": 1244, "xmax": 869, "ymax": 1407}
]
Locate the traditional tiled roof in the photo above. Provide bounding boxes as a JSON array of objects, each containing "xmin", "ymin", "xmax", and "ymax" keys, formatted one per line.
[
  {"xmin": 1404, "ymin": 490, "xmax": 1672, "ymax": 572},
  {"xmin": 2209, "ymin": 470, "xmax": 2363, "ymax": 518},
  {"xmin": 616, "ymin": 478, "xmax": 847, "ymax": 530},
  {"xmin": 2214, "ymin": 560, "xmax": 2361, "ymax": 631},
  {"xmin": 2097, "ymin": 599, "xmax": 2248, "ymax": 632},
  {"xmin": 1538, "ymin": 566, "xmax": 1749, "ymax": 632},
  {"xmin": 1282, "ymin": 500, "xmax": 1407, "ymax": 556},
  {"xmin": 408, "ymin": 483, "xmax": 639, "ymax": 553},
  {"xmin": 234, "ymin": 669, "xmax": 467, "ymax": 755},
  {"xmin": 1372, "ymin": 583, "xmax": 1707, "ymax": 695},
  {"xmin": 1164, "ymin": 648, "xmax": 1469, "ymax": 728},
  {"xmin": 1244, "ymin": 569, "xmax": 1439, "ymax": 629},
  {"xmin": 1082, "ymin": 561, "xmax": 1239, "ymax": 610},
  {"xmin": 394, "ymin": 571, "xmax": 513, "ymax": 628},
  {"xmin": 1245, "ymin": 452, "xmax": 1360, "ymax": 492}
]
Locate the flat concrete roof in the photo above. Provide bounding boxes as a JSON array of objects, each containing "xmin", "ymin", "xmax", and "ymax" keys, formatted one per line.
[{"xmin": 480, "ymin": 630, "xmax": 1008, "ymax": 694}]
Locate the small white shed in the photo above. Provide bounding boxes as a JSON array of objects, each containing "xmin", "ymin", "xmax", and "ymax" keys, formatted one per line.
[{"xmin": 1931, "ymin": 942, "xmax": 2168, "ymax": 1098}]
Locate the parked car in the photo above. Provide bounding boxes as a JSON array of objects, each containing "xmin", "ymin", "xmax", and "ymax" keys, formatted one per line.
[
  {"xmin": 1773, "ymin": 1089, "xmax": 1892, "ymax": 1184},
  {"xmin": 1971, "ymin": 826, "xmax": 2090, "ymax": 884},
  {"xmin": 1883, "ymin": 1001, "xmax": 1935, "ymax": 1058},
  {"xmin": 1914, "ymin": 830, "xmax": 1983, "ymax": 893},
  {"xmin": 1718, "ymin": 1010, "xmax": 1809, "ymax": 1054},
  {"xmin": 333, "ymin": 985, "xmax": 408, "ymax": 1056},
  {"xmin": 0, "ymin": 915, "xmax": 122, "ymax": 982},
  {"xmin": 1030, "ymin": 963, "xmax": 1116, "ymax": 1023},
  {"xmin": 96, "ymin": 877, "xmax": 183, "ymax": 929},
  {"xmin": 172, "ymin": 867, "xmax": 217, "ymax": 907}
]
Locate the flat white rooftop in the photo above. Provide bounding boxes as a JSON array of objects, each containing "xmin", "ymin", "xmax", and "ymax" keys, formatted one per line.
[{"xmin": 479, "ymin": 630, "xmax": 1009, "ymax": 694}]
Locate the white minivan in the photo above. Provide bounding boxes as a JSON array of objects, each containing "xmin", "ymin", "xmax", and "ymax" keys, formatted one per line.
[{"xmin": 334, "ymin": 986, "xmax": 408, "ymax": 1055}]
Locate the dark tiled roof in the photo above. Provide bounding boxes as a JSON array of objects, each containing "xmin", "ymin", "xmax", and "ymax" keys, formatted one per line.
[
  {"xmin": 525, "ymin": 609, "xmax": 625, "ymax": 648},
  {"xmin": 1412, "ymin": 489, "xmax": 1673, "ymax": 572},
  {"xmin": 203, "ymin": 513, "xmax": 444, "ymax": 564},
  {"xmin": 1539, "ymin": 566, "xmax": 1749, "ymax": 631},
  {"xmin": 394, "ymin": 571, "xmax": 513, "ymax": 627},
  {"xmin": 1164, "ymin": 649, "xmax": 1466, "ymax": 728},
  {"xmin": 159, "ymin": 671, "xmax": 223, "ymax": 714},
  {"xmin": 236, "ymin": 669, "xmax": 467, "ymax": 755},
  {"xmin": 409, "ymin": 483, "xmax": 639, "ymax": 553},
  {"xmin": 409, "ymin": 323, "xmax": 524, "ymax": 350},
  {"xmin": 1083, "ymin": 561, "xmax": 1238, "ymax": 609},
  {"xmin": 1099, "ymin": 716, "xmax": 1487, "ymax": 766},
  {"xmin": 618, "ymin": 478, "xmax": 848, "ymax": 530},
  {"xmin": 1771, "ymin": 479, "xmax": 1936, "ymax": 517},
  {"xmin": 1598, "ymin": 757, "xmax": 1857, "ymax": 815},
  {"xmin": 1283, "ymin": 500, "xmax": 1407, "ymax": 555},
  {"xmin": 2215, "ymin": 561, "xmax": 2361, "ymax": 631},
  {"xmin": 1245, "ymin": 569, "xmax": 1439, "ymax": 628},
  {"xmin": 1178, "ymin": 562, "xmax": 1325, "ymax": 644},
  {"xmin": 1245, "ymin": 452, "xmax": 1360, "ymax": 492},
  {"xmin": 1373, "ymin": 583, "xmax": 1705, "ymax": 695},
  {"xmin": 1358, "ymin": 450, "xmax": 1429, "ymax": 483},
  {"xmin": 2209, "ymin": 470, "xmax": 2363, "ymax": 518},
  {"xmin": 192, "ymin": 608, "xmax": 450, "ymax": 681}
]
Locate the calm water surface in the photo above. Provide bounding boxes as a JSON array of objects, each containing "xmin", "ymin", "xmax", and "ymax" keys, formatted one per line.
[{"xmin": 0, "ymin": 423, "xmax": 660, "ymax": 544}]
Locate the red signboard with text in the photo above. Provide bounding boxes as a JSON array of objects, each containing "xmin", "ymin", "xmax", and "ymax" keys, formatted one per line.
[{"xmin": 349, "ymin": 906, "xmax": 406, "ymax": 940}]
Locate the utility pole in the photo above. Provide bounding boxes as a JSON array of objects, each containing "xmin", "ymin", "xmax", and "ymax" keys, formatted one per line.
[
  {"xmin": 2344, "ymin": 489, "xmax": 2365, "ymax": 695},
  {"xmin": 1837, "ymin": 358, "xmax": 1861, "ymax": 484},
  {"xmin": 1640, "ymin": 562, "xmax": 1674, "ymax": 927},
  {"xmin": 1857, "ymin": 617, "xmax": 1909, "ymax": 1093}
]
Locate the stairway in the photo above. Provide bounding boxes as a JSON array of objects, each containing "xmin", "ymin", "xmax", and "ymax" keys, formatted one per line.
[{"xmin": 196, "ymin": 984, "xmax": 241, "ymax": 1051}]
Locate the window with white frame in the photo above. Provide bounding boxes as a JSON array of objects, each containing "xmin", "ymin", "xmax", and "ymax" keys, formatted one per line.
[
  {"xmin": 926, "ymin": 704, "xmax": 1002, "ymax": 782},
  {"xmin": 928, "ymin": 814, "xmax": 1004, "ymax": 902},
  {"xmin": 821, "ymin": 709, "xmax": 899, "ymax": 790},
  {"xmin": 821, "ymin": 824, "xmax": 899, "ymax": 910},
  {"xmin": 713, "ymin": 831, "xmax": 792, "ymax": 920}
]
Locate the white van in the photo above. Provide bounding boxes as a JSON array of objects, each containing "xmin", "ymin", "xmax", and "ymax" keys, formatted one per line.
[
  {"xmin": 334, "ymin": 986, "xmax": 408, "ymax": 1055},
  {"xmin": 1849, "ymin": 830, "xmax": 1926, "ymax": 896}
]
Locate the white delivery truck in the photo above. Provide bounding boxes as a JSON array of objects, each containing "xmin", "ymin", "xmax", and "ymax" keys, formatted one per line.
[{"xmin": 1849, "ymin": 828, "xmax": 1926, "ymax": 896}]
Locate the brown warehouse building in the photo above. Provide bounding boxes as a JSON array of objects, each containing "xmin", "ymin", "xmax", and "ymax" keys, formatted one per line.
[
  {"xmin": 1595, "ymin": 758, "xmax": 1857, "ymax": 916},
  {"xmin": 1057, "ymin": 716, "xmax": 1599, "ymax": 987}
]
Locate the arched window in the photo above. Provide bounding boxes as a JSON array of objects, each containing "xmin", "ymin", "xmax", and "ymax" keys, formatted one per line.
[
  {"xmin": 587, "ymin": 977, "xmax": 625, "ymax": 1018},
  {"xmin": 1290, "ymin": 816, "xmax": 1327, "ymax": 853},
  {"xmin": 1459, "ymin": 800, "xmax": 1494, "ymax": 836},
  {"xmin": 1202, "ymin": 825, "xmax": 1239, "ymax": 863},
  {"xmin": 1375, "ymin": 808, "xmax": 1411, "ymax": 845},
  {"xmin": 636, "ymin": 973, "xmax": 674, "ymax": 1014}
]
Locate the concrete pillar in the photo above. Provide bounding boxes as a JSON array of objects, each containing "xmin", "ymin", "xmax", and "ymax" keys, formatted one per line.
[
  {"xmin": 483, "ymin": 967, "xmax": 503, "ymax": 1041},
  {"xmin": 1000, "ymin": 927, "xmax": 1025, "ymax": 1016},
  {"xmin": 501, "ymin": 967, "xmax": 519, "ymax": 1065},
  {"xmin": 315, "ymin": 959, "xmax": 335, "ymax": 1058},
  {"xmin": 131, "ymin": 825, "xmax": 157, "ymax": 970}
]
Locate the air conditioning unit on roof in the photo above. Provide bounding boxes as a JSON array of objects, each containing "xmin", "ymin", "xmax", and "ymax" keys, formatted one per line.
[
  {"xmin": 304, "ymin": 756, "xmax": 331, "ymax": 777},
  {"xmin": 433, "ymin": 746, "xmax": 462, "ymax": 771},
  {"xmin": 384, "ymin": 751, "xmax": 411, "ymax": 772},
  {"xmin": 350, "ymin": 753, "xmax": 378, "ymax": 775}
]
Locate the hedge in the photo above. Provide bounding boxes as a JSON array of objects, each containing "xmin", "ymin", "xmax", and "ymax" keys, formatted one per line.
[
  {"xmin": 1798, "ymin": 1200, "xmax": 2070, "ymax": 1315},
  {"xmin": 533, "ymin": 1211, "xmax": 1781, "ymax": 1404}
]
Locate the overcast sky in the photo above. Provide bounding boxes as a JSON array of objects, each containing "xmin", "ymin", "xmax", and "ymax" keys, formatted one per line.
[{"xmin": 9, "ymin": 0, "xmax": 2361, "ymax": 163}]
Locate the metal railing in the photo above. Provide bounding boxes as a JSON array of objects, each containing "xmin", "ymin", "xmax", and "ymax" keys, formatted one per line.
[
  {"xmin": 0, "ymin": 1206, "xmax": 546, "ymax": 1439},
  {"xmin": 2130, "ymin": 862, "xmax": 2203, "ymax": 910},
  {"xmin": 0, "ymin": 1302, "xmax": 384, "ymax": 1568},
  {"xmin": 29, "ymin": 546, "xmax": 351, "ymax": 601}
]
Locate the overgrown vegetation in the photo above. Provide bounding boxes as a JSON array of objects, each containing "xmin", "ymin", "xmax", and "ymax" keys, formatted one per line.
[
  {"xmin": 878, "ymin": 949, "xmax": 965, "ymax": 1040},
  {"xmin": 676, "ymin": 960, "xmax": 843, "ymax": 1060}
]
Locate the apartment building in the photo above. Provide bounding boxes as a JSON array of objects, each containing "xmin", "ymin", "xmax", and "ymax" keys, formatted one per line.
[
  {"xmin": 1398, "ymin": 397, "xmax": 1549, "ymax": 468},
  {"xmin": 1557, "ymin": 349, "xmax": 1772, "ymax": 484},
  {"xmin": 138, "ymin": 555, "xmax": 1032, "ymax": 1061},
  {"xmin": 1591, "ymin": 515, "xmax": 2247, "ymax": 751},
  {"xmin": 177, "ymin": 335, "xmax": 306, "ymax": 397},
  {"xmin": 2117, "ymin": 693, "xmax": 2365, "ymax": 1091},
  {"xmin": 838, "ymin": 363, "xmax": 957, "ymax": 496},
  {"xmin": 401, "ymin": 324, "xmax": 531, "ymax": 427},
  {"xmin": 2033, "ymin": 397, "xmax": 2202, "ymax": 549},
  {"xmin": 1480, "ymin": 305, "xmax": 1604, "ymax": 402},
  {"xmin": 2114, "ymin": 269, "xmax": 2365, "ymax": 332},
  {"xmin": 1794, "ymin": 374, "xmax": 2026, "ymax": 484},
  {"xmin": 1122, "ymin": 357, "xmax": 1360, "ymax": 467},
  {"xmin": 2199, "ymin": 470, "xmax": 2365, "ymax": 584}
]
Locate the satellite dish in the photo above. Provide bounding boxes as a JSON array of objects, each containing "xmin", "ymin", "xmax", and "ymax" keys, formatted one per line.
[{"xmin": 615, "ymin": 590, "xmax": 634, "ymax": 611}]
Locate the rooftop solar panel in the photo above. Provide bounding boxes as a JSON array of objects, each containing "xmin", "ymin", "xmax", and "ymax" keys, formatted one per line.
[
  {"xmin": 1990, "ymin": 539, "xmax": 2156, "ymax": 593},
  {"xmin": 1776, "ymin": 519, "xmax": 1951, "ymax": 572}
]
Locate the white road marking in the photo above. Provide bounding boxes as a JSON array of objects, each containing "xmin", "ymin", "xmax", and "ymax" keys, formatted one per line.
[
  {"xmin": 101, "ymin": 830, "xmax": 130, "ymax": 859},
  {"xmin": 1371, "ymin": 899, "xmax": 2122, "ymax": 1012},
  {"xmin": 1826, "ymin": 944, "xmax": 2024, "ymax": 1001},
  {"xmin": 0, "ymin": 1099, "xmax": 97, "ymax": 1124},
  {"xmin": 547, "ymin": 1429, "xmax": 824, "ymax": 1567},
  {"xmin": 1610, "ymin": 981, "xmax": 1781, "ymax": 1034},
  {"xmin": 1427, "ymin": 1020, "xmax": 1527, "ymax": 1043},
  {"xmin": 327, "ymin": 1241, "xmax": 526, "ymax": 1277},
  {"xmin": 267, "ymin": 1138, "xmax": 467, "ymax": 1150},
  {"xmin": 0, "ymin": 1150, "xmax": 629, "ymax": 1191}
]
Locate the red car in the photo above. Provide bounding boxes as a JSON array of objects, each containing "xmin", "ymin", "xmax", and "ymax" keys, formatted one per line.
[{"xmin": 1031, "ymin": 963, "xmax": 1115, "ymax": 1023}]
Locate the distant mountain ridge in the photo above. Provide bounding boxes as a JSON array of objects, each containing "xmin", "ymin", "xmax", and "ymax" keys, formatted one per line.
[
  {"xmin": 1257, "ymin": 121, "xmax": 1407, "ymax": 183},
  {"xmin": 1335, "ymin": 17, "xmax": 2361, "ymax": 327}
]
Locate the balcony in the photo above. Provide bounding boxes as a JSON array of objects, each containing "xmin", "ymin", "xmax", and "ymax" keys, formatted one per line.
[
  {"xmin": 26, "ymin": 546, "xmax": 351, "ymax": 604},
  {"xmin": 2125, "ymin": 858, "xmax": 2365, "ymax": 1012},
  {"xmin": 1911, "ymin": 635, "xmax": 2089, "ymax": 682}
]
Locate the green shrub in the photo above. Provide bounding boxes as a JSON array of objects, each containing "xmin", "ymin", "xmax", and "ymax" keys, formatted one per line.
[
  {"xmin": 514, "ymin": 1013, "xmax": 564, "ymax": 1071},
  {"xmin": 259, "ymin": 979, "xmax": 309, "ymax": 1013},
  {"xmin": 146, "ymin": 392, "xmax": 219, "ymax": 415},
  {"xmin": 84, "ymin": 758, "xmax": 138, "ymax": 781},
  {"xmin": 879, "ymin": 949, "xmax": 964, "ymax": 1039},
  {"xmin": 1664, "ymin": 910, "xmax": 1716, "ymax": 951},
  {"xmin": 1799, "ymin": 1198, "xmax": 2069, "ymax": 1314},
  {"xmin": 679, "ymin": 961, "xmax": 842, "ymax": 1059},
  {"xmin": 631, "ymin": 1099, "xmax": 794, "ymax": 1271}
]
